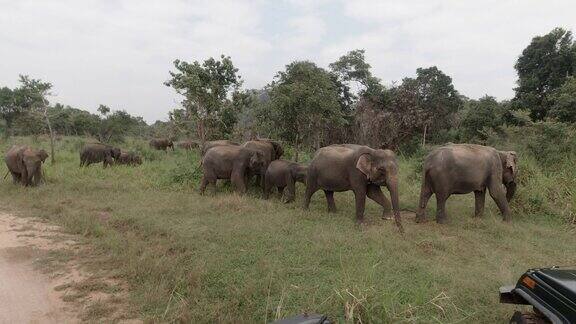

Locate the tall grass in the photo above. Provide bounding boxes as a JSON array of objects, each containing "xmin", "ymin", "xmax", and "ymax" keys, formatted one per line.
[{"xmin": 0, "ymin": 135, "xmax": 575, "ymax": 323}]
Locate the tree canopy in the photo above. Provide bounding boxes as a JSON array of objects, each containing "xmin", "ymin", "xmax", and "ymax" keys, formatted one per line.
[{"xmin": 514, "ymin": 27, "xmax": 576, "ymax": 120}]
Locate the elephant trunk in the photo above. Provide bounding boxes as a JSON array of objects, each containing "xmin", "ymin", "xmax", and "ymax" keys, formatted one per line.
[
  {"xmin": 506, "ymin": 182, "xmax": 517, "ymax": 202},
  {"xmin": 387, "ymin": 176, "xmax": 404, "ymax": 233},
  {"xmin": 25, "ymin": 164, "xmax": 36, "ymax": 186}
]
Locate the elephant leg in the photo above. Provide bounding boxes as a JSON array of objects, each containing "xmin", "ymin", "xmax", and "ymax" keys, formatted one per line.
[
  {"xmin": 231, "ymin": 170, "xmax": 247, "ymax": 194},
  {"xmin": 303, "ymin": 181, "xmax": 319, "ymax": 210},
  {"xmin": 473, "ymin": 190, "xmax": 486, "ymax": 217},
  {"xmin": 278, "ymin": 186, "xmax": 286, "ymax": 200},
  {"xmin": 324, "ymin": 190, "xmax": 337, "ymax": 213},
  {"xmin": 416, "ymin": 176, "xmax": 433, "ymax": 223},
  {"xmin": 353, "ymin": 188, "xmax": 367, "ymax": 223},
  {"xmin": 283, "ymin": 175, "xmax": 296, "ymax": 203},
  {"xmin": 366, "ymin": 184, "xmax": 392, "ymax": 219},
  {"xmin": 435, "ymin": 193, "xmax": 449, "ymax": 224},
  {"xmin": 199, "ymin": 176, "xmax": 209, "ymax": 194},
  {"xmin": 488, "ymin": 180, "xmax": 511, "ymax": 222},
  {"xmin": 263, "ymin": 175, "xmax": 272, "ymax": 199},
  {"xmin": 11, "ymin": 172, "xmax": 20, "ymax": 185}
]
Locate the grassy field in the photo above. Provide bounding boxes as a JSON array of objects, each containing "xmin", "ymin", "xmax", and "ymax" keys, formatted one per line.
[{"xmin": 0, "ymin": 136, "xmax": 575, "ymax": 323}]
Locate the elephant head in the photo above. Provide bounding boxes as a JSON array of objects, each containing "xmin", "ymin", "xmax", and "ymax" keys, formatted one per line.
[
  {"xmin": 356, "ymin": 149, "xmax": 402, "ymax": 229},
  {"xmin": 499, "ymin": 150, "xmax": 518, "ymax": 201},
  {"xmin": 17, "ymin": 148, "xmax": 48, "ymax": 186},
  {"xmin": 249, "ymin": 151, "xmax": 266, "ymax": 176},
  {"xmin": 270, "ymin": 141, "xmax": 284, "ymax": 160},
  {"xmin": 110, "ymin": 147, "xmax": 121, "ymax": 160}
]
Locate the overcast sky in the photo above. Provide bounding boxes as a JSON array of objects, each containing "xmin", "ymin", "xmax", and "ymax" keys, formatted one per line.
[{"xmin": 1, "ymin": 0, "xmax": 575, "ymax": 123}]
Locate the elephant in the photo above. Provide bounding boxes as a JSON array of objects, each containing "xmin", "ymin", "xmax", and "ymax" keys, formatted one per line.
[
  {"xmin": 4, "ymin": 145, "xmax": 49, "ymax": 186},
  {"xmin": 415, "ymin": 143, "xmax": 518, "ymax": 224},
  {"xmin": 264, "ymin": 160, "xmax": 308, "ymax": 203},
  {"xmin": 242, "ymin": 139, "xmax": 284, "ymax": 187},
  {"xmin": 201, "ymin": 140, "xmax": 239, "ymax": 156},
  {"xmin": 303, "ymin": 144, "xmax": 403, "ymax": 231},
  {"xmin": 176, "ymin": 140, "xmax": 199, "ymax": 150},
  {"xmin": 149, "ymin": 138, "xmax": 174, "ymax": 151},
  {"xmin": 116, "ymin": 151, "xmax": 142, "ymax": 166},
  {"xmin": 79, "ymin": 143, "xmax": 121, "ymax": 168},
  {"xmin": 200, "ymin": 145, "xmax": 266, "ymax": 194}
]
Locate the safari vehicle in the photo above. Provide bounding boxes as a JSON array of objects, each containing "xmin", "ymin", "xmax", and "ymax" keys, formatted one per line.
[{"xmin": 499, "ymin": 267, "xmax": 576, "ymax": 323}]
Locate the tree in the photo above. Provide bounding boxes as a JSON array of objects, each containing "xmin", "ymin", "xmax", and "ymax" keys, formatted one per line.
[
  {"xmin": 549, "ymin": 77, "xmax": 576, "ymax": 122},
  {"xmin": 329, "ymin": 49, "xmax": 386, "ymax": 111},
  {"xmin": 514, "ymin": 27, "xmax": 576, "ymax": 120},
  {"xmin": 165, "ymin": 55, "xmax": 242, "ymax": 143},
  {"xmin": 97, "ymin": 104, "xmax": 111, "ymax": 116},
  {"xmin": 14, "ymin": 75, "xmax": 56, "ymax": 164},
  {"xmin": 0, "ymin": 86, "xmax": 17, "ymax": 136},
  {"xmin": 266, "ymin": 61, "xmax": 345, "ymax": 160},
  {"xmin": 460, "ymin": 96, "xmax": 505, "ymax": 141}
]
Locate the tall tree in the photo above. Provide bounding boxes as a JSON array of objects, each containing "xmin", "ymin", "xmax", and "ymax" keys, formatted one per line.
[
  {"xmin": 514, "ymin": 27, "xmax": 576, "ymax": 120},
  {"xmin": 165, "ymin": 55, "xmax": 242, "ymax": 143},
  {"xmin": 266, "ymin": 61, "xmax": 345, "ymax": 160},
  {"xmin": 15, "ymin": 75, "xmax": 56, "ymax": 164},
  {"xmin": 549, "ymin": 76, "xmax": 576, "ymax": 122}
]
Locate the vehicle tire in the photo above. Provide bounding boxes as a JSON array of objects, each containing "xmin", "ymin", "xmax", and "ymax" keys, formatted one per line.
[{"xmin": 509, "ymin": 311, "xmax": 550, "ymax": 324}]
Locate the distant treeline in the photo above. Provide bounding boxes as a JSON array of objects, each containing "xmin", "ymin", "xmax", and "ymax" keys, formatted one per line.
[{"xmin": 1, "ymin": 27, "xmax": 575, "ymax": 154}]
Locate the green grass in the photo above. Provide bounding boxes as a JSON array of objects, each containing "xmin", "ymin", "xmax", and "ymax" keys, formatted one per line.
[{"xmin": 0, "ymin": 136, "xmax": 575, "ymax": 323}]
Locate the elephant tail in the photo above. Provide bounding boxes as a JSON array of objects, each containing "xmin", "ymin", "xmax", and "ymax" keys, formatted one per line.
[{"xmin": 2, "ymin": 170, "xmax": 8, "ymax": 180}]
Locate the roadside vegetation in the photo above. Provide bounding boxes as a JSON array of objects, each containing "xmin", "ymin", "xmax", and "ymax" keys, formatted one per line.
[
  {"xmin": 1, "ymin": 27, "xmax": 576, "ymax": 322},
  {"xmin": 0, "ymin": 131, "xmax": 575, "ymax": 322}
]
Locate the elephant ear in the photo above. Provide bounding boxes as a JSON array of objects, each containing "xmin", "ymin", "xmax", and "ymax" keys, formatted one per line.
[
  {"xmin": 505, "ymin": 151, "xmax": 518, "ymax": 176},
  {"xmin": 271, "ymin": 141, "xmax": 284, "ymax": 159},
  {"xmin": 356, "ymin": 153, "xmax": 373, "ymax": 181}
]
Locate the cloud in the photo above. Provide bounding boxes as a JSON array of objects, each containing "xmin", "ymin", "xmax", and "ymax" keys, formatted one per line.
[{"xmin": 0, "ymin": 0, "xmax": 575, "ymax": 122}]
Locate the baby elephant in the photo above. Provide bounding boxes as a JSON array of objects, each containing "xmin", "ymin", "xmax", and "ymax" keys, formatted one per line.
[
  {"xmin": 264, "ymin": 160, "xmax": 308, "ymax": 203},
  {"xmin": 4, "ymin": 145, "xmax": 49, "ymax": 186},
  {"xmin": 116, "ymin": 151, "xmax": 142, "ymax": 166}
]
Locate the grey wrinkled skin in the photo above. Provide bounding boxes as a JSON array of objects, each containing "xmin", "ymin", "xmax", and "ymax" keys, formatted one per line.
[
  {"xmin": 116, "ymin": 151, "xmax": 143, "ymax": 166},
  {"xmin": 264, "ymin": 159, "xmax": 308, "ymax": 203},
  {"xmin": 242, "ymin": 139, "xmax": 284, "ymax": 189},
  {"xmin": 303, "ymin": 144, "xmax": 403, "ymax": 232},
  {"xmin": 200, "ymin": 145, "xmax": 266, "ymax": 194},
  {"xmin": 176, "ymin": 140, "xmax": 199, "ymax": 150},
  {"xmin": 415, "ymin": 143, "xmax": 518, "ymax": 224},
  {"xmin": 79, "ymin": 143, "xmax": 121, "ymax": 168},
  {"xmin": 149, "ymin": 138, "xmax": 174, "ymax": 152},
  {"xmin": 4, "ymin": 145, "xmax": 49, "ymax": 186},
  {"xmin": 201, "ymin": 140, "xmax": 239, "ymax": 156}
]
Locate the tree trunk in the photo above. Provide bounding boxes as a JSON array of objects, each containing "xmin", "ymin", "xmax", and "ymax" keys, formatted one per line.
[{"xmin": 43, "ymin": 106, "xmax": 56, "ymax": 165}]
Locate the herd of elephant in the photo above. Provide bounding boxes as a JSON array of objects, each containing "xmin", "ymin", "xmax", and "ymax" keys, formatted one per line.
[{"xmin": 3, "ymin": 138, "xmax": 518, "ymax": 232}]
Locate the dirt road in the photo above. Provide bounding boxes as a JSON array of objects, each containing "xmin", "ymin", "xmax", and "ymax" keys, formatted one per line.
[{"xmin": 0, "ymin": 213, "xmax": 75, "ymax": 323}]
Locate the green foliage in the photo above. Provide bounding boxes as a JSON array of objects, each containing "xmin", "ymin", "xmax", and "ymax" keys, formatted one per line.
[
  {"xmin": 549, "ymin": 76, "xmax": 576, "ymax": 122},
  {"xmin": 165, "ymin": 55, "xmax": 242, "ymax": 141},
  {"xmin": 459, "ymin": 95, "xmax": 506, "ymax": 141},
  {"xmin": 514, "ymin": 27, "xmax": 576, "ymax": 120},
  {"xmin": 265, "ymin": 61, "xmax": 345, "ymax": 149}
]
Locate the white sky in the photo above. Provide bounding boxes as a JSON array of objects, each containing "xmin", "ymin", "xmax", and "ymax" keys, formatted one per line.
[{"xmin": 1, "ymin": 0, "xmax": 575, "ymax": 123}]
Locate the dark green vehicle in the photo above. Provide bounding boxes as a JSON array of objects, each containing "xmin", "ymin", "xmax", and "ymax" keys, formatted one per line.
[{"xmin": 500, "ymin": 267, "xmax": 576, "ymax": 323}]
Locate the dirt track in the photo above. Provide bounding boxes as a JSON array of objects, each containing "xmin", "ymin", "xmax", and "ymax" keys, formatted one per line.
[{"xmin": 0, "ymin": 213, "xmax": 76, "ymax": 323}]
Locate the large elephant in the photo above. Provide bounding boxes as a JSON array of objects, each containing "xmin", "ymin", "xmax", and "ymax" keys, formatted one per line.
[
  {"xmin": 149, "ymin": 138, "xmax": 174, "ymax": 152},
  {"xmin": 200, "ymin": 145, "xmax": 266, "ymax": 194},
  {"xmin": 303, "ymin": 144, "xmax": 403, "ymax": 230},
  {"xmin": 264, "ymin": 160, "xmax": 308, "ymax": 203},
  {"xmin": 4, "ymin": 145, "xmax": 49, "ymax": 186},
  {"xmin": 201, "ymin": 140, "xmax": 239, "ymax": 156},
  {"xmin": 79, "ymin": 143, "xmax": 121, "ymax": 168},
  {"xmin": 242, "ymin": 139, "xmax": 284, "ymax": 187},
  {"xmin": 415, "ymin": 144, "xmax": 518, "ymax": 224}
]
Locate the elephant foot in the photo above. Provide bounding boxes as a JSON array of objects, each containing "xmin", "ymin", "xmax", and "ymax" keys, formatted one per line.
[
  {"xmin": 382, "ymin": 212, "xmax": 393, "ymax": 220},
  {"xmin": 436, "ymin": 216, "xmax": 448, "ymax": 224},
  {"xmin": 415, "ymin": 214, "xmax": 427, "ymax": 223}
]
